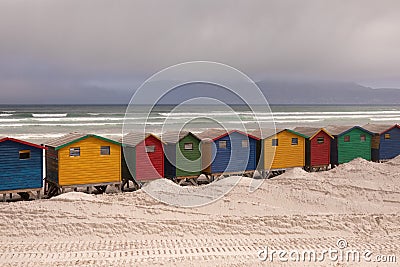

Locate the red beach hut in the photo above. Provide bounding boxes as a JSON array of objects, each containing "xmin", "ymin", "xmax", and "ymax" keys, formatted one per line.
[
  {"xmin": 293, "ymin": 127, "xmax": 334, "ymax": 171},
  {"xmin": 121, "ymin": 133, "xmax": 165, "ymax": 184}
]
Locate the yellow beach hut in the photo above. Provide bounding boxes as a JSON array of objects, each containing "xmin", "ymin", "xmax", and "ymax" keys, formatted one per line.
[
  {"xmin": 252, "ymin": 128, "xmax": 306, "ymax": 177},
  {"xmin": 44, "ymin": 133, "xmax": 122, "ymax": 196}
]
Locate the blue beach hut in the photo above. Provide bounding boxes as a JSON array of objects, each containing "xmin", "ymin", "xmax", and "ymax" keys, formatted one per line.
[
  {"xmin": 197, "ymin": 129, "xmax": 259, "ymax": 178},
  {"xmin": 363, "ymin": 124, "xmax": 400, "ymax": 162},
  {"xmin": 0, "ymin": 137, "xmax": 46, "ymax": 201}
]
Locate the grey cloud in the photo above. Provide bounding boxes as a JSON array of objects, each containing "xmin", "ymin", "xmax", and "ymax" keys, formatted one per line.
[{"xmin": 0, "ymin": 0, "xmax": 399, "ymax": 103}]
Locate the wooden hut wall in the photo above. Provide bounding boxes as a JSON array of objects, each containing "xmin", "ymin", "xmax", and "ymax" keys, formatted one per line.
[
  {"xmin": 45, "ymin": 146, "xmax": 58, "ymax": 184},
  {"xmin": 121, "ymin": 146, "xmax": 136, "ymax": 182},
  {"xmin": 0, "ymin": 140, "xmax": 43, "ymax": 191},
  {"xmin": 176, "ymin": 134, "xmax": 201, "ymax": 177},
  {"xmin": 211, "ymin": 131, "xmax": 257, "ymax": 173},
  {"xmin": 371, "ymin": 135, "xmax": 380, "ymax": 162},
  {"xmin": 164, "ymin": 143, "xmax": 176, "ymax": 178},
  {"xmin": 255, "ymin": 138, "xmax": 263, "ymax": 170},
  {"xmin": 57, "ymin": 136, "xmax": 121, "ymax": 186},
  {"xmin": 379, "ymin": 126, "xmax": 400, "ymax": 160},
  {"xmin": 135, "ymin": 135, "xmax": 164, "ymax": 180},
  {"xmin": 337, "ymin": 128, "xmax": 372, "ymax": 163},
  {"xmin": 309, "ymin": 130, "xmax": 331, "ymax": 167},
  {"xmin": 201, "ymin": 141, "xmax": 213, "ymax": 174},
  {"xmin": 211, "ymin": 134, "xmax": 232, "ymax": 173},
  {"xmin": 330, "ymin": 138, "xmax": 339, "ymax": 166},
  {"xmin": 305, "ymin": 139, "xmax": 311, "ymax": 167},
  {"xmin": 263, "ymin": 130, "xmax": 305, "ymax": 169}
]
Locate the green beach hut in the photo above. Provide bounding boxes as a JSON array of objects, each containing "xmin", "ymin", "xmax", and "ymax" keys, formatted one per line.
[
  {"xmin": 325, "ymin": 125, "xmax": 373, "ymax": 166},
  {"xmin": 162, "ymin": 131, "xmax": 202, "ymax": 182}
]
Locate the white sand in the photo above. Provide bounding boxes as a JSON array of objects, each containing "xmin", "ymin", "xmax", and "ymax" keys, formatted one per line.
[
  {"xmin": 0, "ymin": 157, "xmax": 399, "ymax": 266},
  {"xmin": 51, "ymin": 191, "xmax": 101, "ymax": 202}
]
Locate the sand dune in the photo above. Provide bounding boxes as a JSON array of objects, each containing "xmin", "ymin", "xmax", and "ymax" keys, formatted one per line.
[{"xmin": 0, "ymin": 157, "xmax": 399, "ymax": 266}]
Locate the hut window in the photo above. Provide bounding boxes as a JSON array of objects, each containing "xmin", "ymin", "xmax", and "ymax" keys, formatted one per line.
[
  {"xmin": 19, "ymin": 150, "xmax": 31, "ymax": 160},
  {"xmin": 360, "ymin": 134, "xmax": 366, "ymax": 142},
  {"xmin": 385, "ymin": 133, "xmax": 391, "ymax": 139},
  {"xmin": 344, "ymin": 135, "xmax": 350, "ymax": 142},
  {"xmin": 219, "ymin": 141, "xmax": 227, "ymax": 149},
  {"xmin": 184, "ymin": 143, "xmax": 193, "ymax": 150},
  {"xmin": 317, "ymin": 137, "xmax": 324, "ymax": 144},
  {"xmin": 69, "ymin": 147, "xmax": 80, "ymax": 157},
  {"xmin": 145, "ymin": 145, "xmax": 155, "ymax": 153},
  {"xmin": 272, "ymin": 139, "xmax": 278, "ymax": 146},
  {"xmin": 241, "ymin": 140, "xmax": 249, "ymax": 148},
  {"xmin": 100, "ymin": 146, "xmax": 110, "ymax": 155},
  {"xmin": 291, "ymin": 138, "xmax": 298, "ymax": 145}
]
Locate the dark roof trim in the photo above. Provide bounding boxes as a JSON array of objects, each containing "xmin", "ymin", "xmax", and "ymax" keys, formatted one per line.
[{"xmin": 337, "ymin": 126, "xmax": 374, "ymax": 137}]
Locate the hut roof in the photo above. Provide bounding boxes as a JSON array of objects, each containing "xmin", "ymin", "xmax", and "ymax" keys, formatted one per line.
[
  {"xmin": 251, "ymin": 128, "xmax": 307, "ymax": 139},
  {"xmin": 197, "ymin": 129, "xmax": 259, "ymax": 141},
  {"xmin": 324, "ymin": 125, "xmax": 355, "ymax": 136},
  {"xmin": 362, "ymin": 123, "xmax": 399, "ymax": 134},
  {"xmin": 324, "ymin": 125, "xmax": 373, "ymax": 136},
  {"xmin": 251, "ymin": 128, "xmax": 281, "ymax": 139},
  {"xmin": 46, "ymin": 133, "xmax": 121, "ymax": 150},
  {"xmin": 197, "ymin": 129, "xmax": 227, "ymax": 140},
  {"xmin": 0, "ymin": 137, "xmax": 46, "ymax": 150},
  {"xmin": 293, "ymin": 127, "xmax": 334, "ymax": 139},
  {"xmin": 161, "ymin": 131, "xmax": 200, "ymax": 144},
  {"xmin": 121, "ymin": 132, "xmax": 163, "ymax": 147}
]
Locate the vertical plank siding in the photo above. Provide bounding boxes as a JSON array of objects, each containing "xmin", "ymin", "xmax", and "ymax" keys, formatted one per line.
[
  {"xmin": 45, "ymin": 146, "xmax": 58, "ymax": 184},
  {"xmin": 0, "ymin": 140, "xmax": 43, "ymax": 191}
]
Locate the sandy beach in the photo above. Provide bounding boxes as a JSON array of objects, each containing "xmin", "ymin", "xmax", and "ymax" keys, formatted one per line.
[{"xmin": 0, "ymin": 157, "xmax": 399, "ymax": 266}]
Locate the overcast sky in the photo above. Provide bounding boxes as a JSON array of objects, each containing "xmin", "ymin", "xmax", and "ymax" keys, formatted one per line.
[{"xmin": 1, "ymin": 0, "xmax": 400, "ymax": 104}]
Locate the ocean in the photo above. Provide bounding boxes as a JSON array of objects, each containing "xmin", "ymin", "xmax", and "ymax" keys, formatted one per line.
[{"xmin": 1, "ymin": 104, "xmax": 400, "ymax": 143}]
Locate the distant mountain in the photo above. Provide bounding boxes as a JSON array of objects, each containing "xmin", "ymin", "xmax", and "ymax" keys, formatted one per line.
[{"xmin": 256, "ymin": 80, "xmax": 400, "ymax": 105}]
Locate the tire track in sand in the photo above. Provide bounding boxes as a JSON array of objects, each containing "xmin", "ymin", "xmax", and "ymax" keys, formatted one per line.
[{"xmin": 0, "ymin": 236, "xmax": 398, "ymax": 266}]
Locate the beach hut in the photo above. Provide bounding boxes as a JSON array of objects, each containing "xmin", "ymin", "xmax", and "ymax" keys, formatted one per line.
[
  {"xmin": 197, "ymin": 129, "xmax": 259, "ymax": 178},
  {"xmin": 162, "ymin": 131, "xmax": 202, "ymax": 184},
  {"xmin": 362, "ymin": 123, "xmax": 400, "ymax": 162},
  {"xmin": 293, "ymin": 127, "xmax": 334, "ymax": 171},
  {"xmin": 0, "ymin": 137, "xmax": 46, "ymax": 201},
  {"xmin": 121, "ymin": 133, "xmax": 164, "ymax": 186},
  {"xmin": 45, "ymin": 133, "xmax": 122, "ymax": 196},
  {"xmin": 325, "ymin": 125, "xmax": 373, "ymax": 166},
  {"xmin": 252, "ymin": 129, "xmax": 306, "ymax": 177}
]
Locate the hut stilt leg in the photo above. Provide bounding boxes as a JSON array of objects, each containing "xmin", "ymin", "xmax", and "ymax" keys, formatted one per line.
[
  {"xmin": 189, "ymin": 178, "xmax": 198, "ymax": 186},
  {"xmin": 2, "ymin": 194, "xmax": 6, "ymax": 202},
  {"xmin": 37, "ymin": 190, "xmax": 41, "ymax": 200}
]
